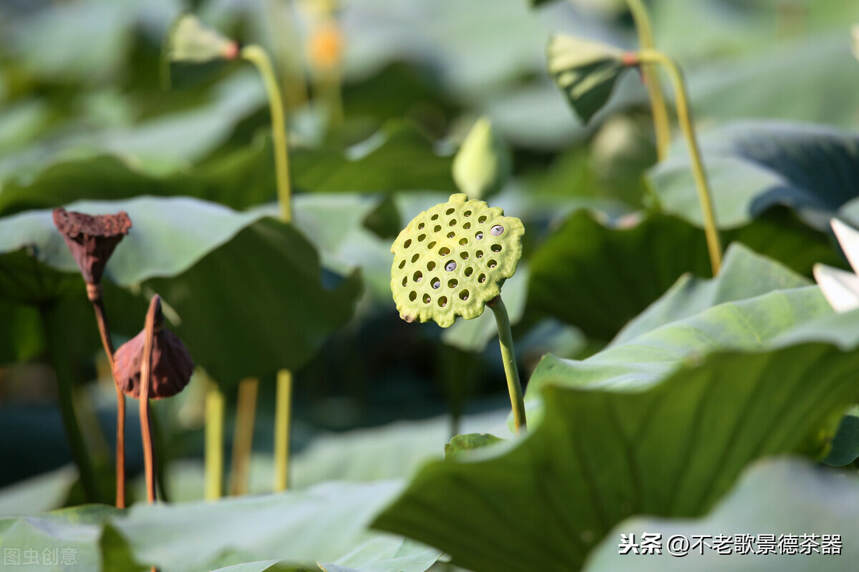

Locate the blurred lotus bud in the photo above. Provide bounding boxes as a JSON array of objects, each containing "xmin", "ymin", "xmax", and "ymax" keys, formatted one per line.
[
  {"xmin": 166, "ymin": 14, "xmax": 238, "ymax": 64},
  {"xmin": 52, "ymin": 208, "xmax": 131, "ymax": 288},
  {"xmin": 113, "ymin": 297, "xmax": 194, "ymax": 399},
  {"xmin": 592, "ymin": 115, "xmax": 657, "ymax": 179},
  {"xmin": 452, "ymin": 117, "xmax": 512, "ymax": 200},
  {"xmin": 390, "ymin": 193, "xmax": 524, "ymax": 327},
  {"xmin": 309, "ymin": 21, "xmax": 344, "ymax": 71}
]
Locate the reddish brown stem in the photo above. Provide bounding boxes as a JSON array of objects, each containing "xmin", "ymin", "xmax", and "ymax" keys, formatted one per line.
[
  {"xmin": 87, "ymin": 284, "xmax": 126, "ymax": 509},
  {"xmin": 139, "ymin": 296, "xmax": 160, "ymax": 504}
]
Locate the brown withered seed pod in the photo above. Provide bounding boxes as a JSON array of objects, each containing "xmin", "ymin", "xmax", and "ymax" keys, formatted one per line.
[
  {"xmin": 112, "ymin": 301, "xmax": 194, "ymax": 399},
  {"xmin": 52, "ymin": 208, "xmax": 132, "ymax": 286}
]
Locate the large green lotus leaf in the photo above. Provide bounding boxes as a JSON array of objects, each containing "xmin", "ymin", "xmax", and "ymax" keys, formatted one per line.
[
  {"xmin": 147, "ymin": 218, "xmax": 361, "ymax": 381},
  {"xmin": 111, "ymin": 482, "xmax": 439, "ymax": 572},
  {"xmin": 291, "ymin": 121, "xmax": 456, "ymax": 194},
  {"xmin": 612, "ymin": 242, "xmax": 811, "ymax": 345},
  {"xmin": 527, "ymin": 209, "xmax": 841, "ymax": 339},
  {"xmin": 340, "ymin": 0, "xmax": 548, "ymax": 97},
  {"xmin": 127, "ymin": 409, "xmax": 510, "ymax": 503},
  {"xmin": 0, "ymin": 505, "xmax": 132, "ymax": 572},
  {"xmin": 0, "ymin": 198, "xmax": 263, "ymax": 286},
  {"xmin": 0, "ymin": 121, "xmax": 454, "ymax": 217},
  {"xmin": 824, "ymin": 406, "xmax": 859, "ymax": 467},
  {"xmin": 0, "ymin": 71, "xmax": 265, "ymax": 186},
  {"xmin": 371, "ymin": 251, "xmax": 859, "ymax": 571},
  {"xmin": 585, "ymin": 458, "xmax": 859, "ymax": 571},
  {"xmin": 0, "ymin": 482, "xmax": 440, "ymax": 572},
  {"xmin": 649, "ymin": 121, "xmax": 859, "ymax": 230},
  {"xmin": 212, "ymin": 562, "xmax": 298, "ymax": 572},
  {"xmin": 0, "ymin": 301, "xmax": 42, "ymax": 363},
  {"xmin": 688, "ymin": 35, "xmax": 859, "ymax": 127},
  {"xmin": 651, "ymin": 0, "xmax": 859, "ymax": 60},
  {"xmin": 2, "ymin": 1, "xmax": 134, "ymax": 83},
  {"xmin": 0, "ymin": 466, "xmax": 77, "ymax": 518},
  {"xmin": 0, "ymin": 197, "xmax": 361, "ymax": 381},
  {"xmin": 0, "ymin": 143, "xmax": 269, "ymax": 216}
]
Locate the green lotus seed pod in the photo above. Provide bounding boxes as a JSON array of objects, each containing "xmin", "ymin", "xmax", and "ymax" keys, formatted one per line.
[
  {"xmin": 547, "ymin": 34, "xmax": 627, "ymax": 123},
  {"xmin": 390, "ymin": 193, "xmax": 524, "ymax": 327},
  {"xmin": 166, "ymin": 14, "xmax": 237, "ymax": 64}
]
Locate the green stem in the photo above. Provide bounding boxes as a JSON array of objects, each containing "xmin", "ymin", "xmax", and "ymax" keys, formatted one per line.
[
  {"xmin": 265, "ymin": 0, "xmax": 310, "ymax": 110},
  {"xmin": 241, "ymin": 44, "xmax": 296, "ymax": 494},
  {"xmin": 488, "ymin": 298, "xmax": 526, "ymax": 433},
  {"xmin": 230, "ymin": 377, "xmax": 258, "ymax": 496},
  {"xmin": 625, "ymin": 0, "xmax": 671, "ymax": 161},
  {"xmin": 204, "ymin": 376, "xmax": 224, "ymax": 500},
  {"xmin": 39, "ymin": 303, "xmax": 101, "ymax": 501},
  {"xmin": 241, "ymin": 44, "xmax": 293, "ymax": 222},
  {"xmin": 149, "ymin": 405, "xmax": 170, "ymax": 502},
  {"xmin": 273, "ymin": 369, "xmax": 293, "ymax": 491},
  {"xmin": 636, "ymin": 50, "xmax": 722, "ymax": 275}
]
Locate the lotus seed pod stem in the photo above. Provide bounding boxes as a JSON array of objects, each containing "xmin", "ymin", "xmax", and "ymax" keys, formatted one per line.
[{"xmin": 391, "ymin": 193, "xmax": 527, "ymax": 430}]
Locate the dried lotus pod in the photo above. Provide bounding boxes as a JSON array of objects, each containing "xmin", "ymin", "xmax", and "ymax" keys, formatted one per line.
[
  {"xmin": 113, "ymin": 300, "xmax": 193, "ymax": 400},
  {"xmin": 52, "ymin": 208, "xmax": 132, "ymax": 287},
  {"xmin": 390, "ymin": 193, "xmax": 524, "ymax": 327}
]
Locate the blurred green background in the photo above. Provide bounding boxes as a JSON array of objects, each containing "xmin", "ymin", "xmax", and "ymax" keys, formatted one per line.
[{"xmin": 1, "ymin": 0, "xmax": 857, "ymax": 512}]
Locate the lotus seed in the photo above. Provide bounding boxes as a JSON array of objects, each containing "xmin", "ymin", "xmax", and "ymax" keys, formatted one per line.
[
  {"xmin": 445, "ymin": 260, "xmax": 457, "ymax": 271},
  {"xmin": 491, "ymin": 225, "xmax": 504, "ymax": 236}
]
